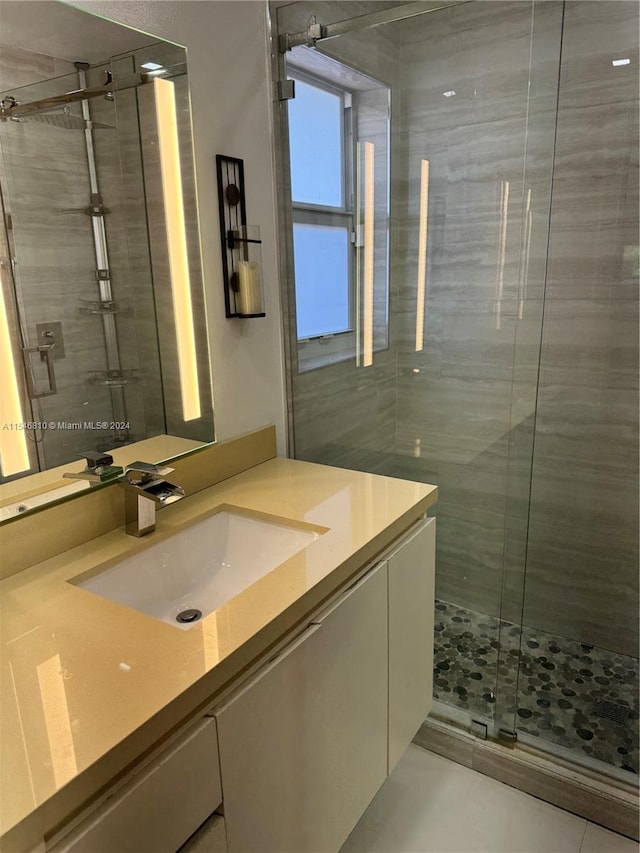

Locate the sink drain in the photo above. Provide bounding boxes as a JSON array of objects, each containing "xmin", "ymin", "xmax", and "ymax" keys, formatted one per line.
[{"xmin": 176, "ymin": 608, "xmax": 202, "ymax": 624}]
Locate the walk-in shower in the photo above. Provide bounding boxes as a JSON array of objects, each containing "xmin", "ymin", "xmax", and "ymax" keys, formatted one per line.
[{"xmin": 273, "ymin": 0, "xmax": 639, "ymax": 814}]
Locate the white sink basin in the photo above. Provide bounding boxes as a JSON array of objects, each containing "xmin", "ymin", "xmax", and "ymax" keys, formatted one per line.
[{"xmin": 71, "ymin": 509, "xmax": 322, "ymax": 629}]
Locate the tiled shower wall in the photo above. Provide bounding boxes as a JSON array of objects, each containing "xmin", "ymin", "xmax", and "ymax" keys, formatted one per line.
[
  {"xmin": 523, "ymin": 2, "xmax": 639, "ymax": 658},
  {"xmin": 285, "ymin": 1, "xmax": 639, "ymax": 658},
  {"xmin": 392, "ymin": 1, "xmax": 562, "ymax": 629}
]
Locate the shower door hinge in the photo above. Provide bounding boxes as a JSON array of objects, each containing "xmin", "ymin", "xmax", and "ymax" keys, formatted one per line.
[
  {"xmin": 470, "ymin": 720, "xmax": 488, "ymax": 740},
  {"xmin": 278, "ymin": 18, "xmax": 326, "ymax": 53},
  {"xmin": 278, "ymin": 33, "xmax": 292, "ymax": 54},
  {"xmin": 498, "ymin": 729, "xmax": 518, "ymax": 747},
  {"xmin": 276, "ymin": 79, "xmax": 296, "ymax": 101}
]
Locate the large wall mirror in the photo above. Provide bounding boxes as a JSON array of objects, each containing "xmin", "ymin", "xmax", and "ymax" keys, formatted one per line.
[{"xmin": 0, "ymin": 1, "xmax": 215, "ymax": 522}]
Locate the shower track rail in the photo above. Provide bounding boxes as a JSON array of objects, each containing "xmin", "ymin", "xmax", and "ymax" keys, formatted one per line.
[
  {"xmin": 0, "ymin": 84, "xmax": 113, "ymax": 120},
  {"xmin": 278, "ymin": 0, "xmax": 469, "ymax": 52},
  {"xmin": 0, "ymin": 63, "xmax": 186, "ymax": 120}
]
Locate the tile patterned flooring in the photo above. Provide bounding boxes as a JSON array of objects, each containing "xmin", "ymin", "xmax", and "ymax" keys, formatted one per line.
[{"xmin": 433, "ymin": 600, "xmax": 640, "ymax": 775}]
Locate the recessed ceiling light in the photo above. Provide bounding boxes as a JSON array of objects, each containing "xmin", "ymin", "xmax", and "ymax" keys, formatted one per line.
[
  {"xmin": 442, "ymin": 90, "xmax": 456, "ymax": 98},
  {"xmin": 612, "ymin": 58, "xmax": 631, "ymax": 66},
  {"xmin": 141, "ymin": 61, "xmax": 164, "ymax": 71}
]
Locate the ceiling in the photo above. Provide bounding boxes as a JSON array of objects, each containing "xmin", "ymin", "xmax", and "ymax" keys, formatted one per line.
[{"xmin": 0, "ymin": 1, "xmax": 159, "ymax": 64}]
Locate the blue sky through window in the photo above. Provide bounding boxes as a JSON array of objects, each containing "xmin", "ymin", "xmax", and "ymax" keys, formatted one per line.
[
  {"xmin": 289, "ymin": 79, "xmax": 343, "ymax": 207},
  {"xmin": 293, "ymin": 223, "xmax": 350, "ymax": 338}
]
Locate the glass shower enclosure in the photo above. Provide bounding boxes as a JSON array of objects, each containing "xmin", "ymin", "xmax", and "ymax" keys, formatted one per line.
[{"xmin": 273, "ymin": 0, "xmax": 639, "ymax": 784}]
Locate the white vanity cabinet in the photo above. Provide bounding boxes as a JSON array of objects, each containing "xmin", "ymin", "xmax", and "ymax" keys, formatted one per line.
[
  {"xmin": 48, "ymin": 719, "xmax": 223, "ymax": 853},
  {"xmin": 213, "ymin": 515, "xmax": 436, "ymax": 853},
  {"xmin": 213, "ymin": 562, "xmax": 389, "ymax": 853},
  {"xmin": 45, "ymin": 516, "xmax": 435, "ymax": 853}
]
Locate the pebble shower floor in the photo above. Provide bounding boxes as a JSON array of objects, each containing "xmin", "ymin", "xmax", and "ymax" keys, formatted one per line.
[{"xmin": 433, "ymin": 599, "xmax": 639, "ymax": 775}]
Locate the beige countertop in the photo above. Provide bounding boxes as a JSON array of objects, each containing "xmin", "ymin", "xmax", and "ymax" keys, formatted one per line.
[{"xmin": 0, "ymin": 457, "xmax": 436, "ymax": 852}]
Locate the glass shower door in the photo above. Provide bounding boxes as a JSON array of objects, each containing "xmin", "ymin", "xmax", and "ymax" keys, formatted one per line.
[
  {"xmin": 276, "ymin": 0, "xmax": 564, "ymax": 739},
  {"xmin": 510, "ymin": 0, "xmax": 639, "ymax": 777},
  {"xmin": 277, "ymin": 0, "xmax": 639, "ymax": 785}
]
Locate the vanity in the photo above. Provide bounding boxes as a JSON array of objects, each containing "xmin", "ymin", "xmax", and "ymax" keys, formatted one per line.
[{"xmin": 0, "ymin": 429, "xmax": 437, "ymax": 853}]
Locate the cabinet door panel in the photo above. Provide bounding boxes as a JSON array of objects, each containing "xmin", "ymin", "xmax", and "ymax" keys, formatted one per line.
[
  {"xmin": 388, "ymin": 517, "xmax": 436, "ymax": 772},
  {"xmin": 215, "ymin": 563, "xmax": 388, "ymax": 853}
]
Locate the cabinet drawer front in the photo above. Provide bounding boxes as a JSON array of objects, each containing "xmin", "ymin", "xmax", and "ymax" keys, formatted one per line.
[
  {"xmin": 51, "ymin": 718, "xmax": 222, "ymax": 853},
  {"xmin": 215, "ymin": 563, "xmax": 388, "ymax": 853}
]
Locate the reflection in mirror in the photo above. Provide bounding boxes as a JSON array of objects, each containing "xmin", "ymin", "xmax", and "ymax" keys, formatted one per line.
[{"xmin": 0, "ymin": 2, "xmax": 214, "ymax": 521}]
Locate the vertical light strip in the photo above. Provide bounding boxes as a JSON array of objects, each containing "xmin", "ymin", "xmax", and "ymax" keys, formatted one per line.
[
  {"xmin": 154, "ymin": 77, "xmax": 201, "ymax": 421},
  {"xmin": 363, "ymin": 141, "xmax": 375, "ymax": 368},
  {"xmin": 355, "ymin": 143, "xmax": 362, "ymax": 367},
  {"xmin": 495, "ymin": 179, "xmax": 510, "ymax": 331},
  {"xmin": 415, "ymin": 159, "xmax": 430, "ymax": 352},
  {"xmin": 36, "ymin": 654, "xmax": 77, "ymax": 788},
  {"xmin": 519, "ymin": 188, "xmax": 532, "ymax": 320},
  {"xmin": 0, "ymin": 266, "xmax": 30, "ymax": 476}
]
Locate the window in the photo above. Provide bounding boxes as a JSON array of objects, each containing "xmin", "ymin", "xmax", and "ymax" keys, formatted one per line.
[
  {"xmin": 288, "ymin": 73, "xmax": 354, "ymax": 342},
  {"xmin": 293, "ymin": 221, "xmax": 350, "ymax": 338},
  {"xmin": 286, "ymin": 61, "xmax": 390, "ymax": 372},
  {"xmin": 289, "ymin": 79, "xmax": 344, "ymax": 208}
]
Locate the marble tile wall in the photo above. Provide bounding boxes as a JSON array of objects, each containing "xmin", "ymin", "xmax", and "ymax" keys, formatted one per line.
[
  {"xmin": 285, "ymin": 1, "xmax": 638, "ymax": 658},
  {"xmin": 293, "ymin": 355, "xmax": 397, "ymax": 470},
  {"xmin": 392, "ymin": 0, "xmax": 561, "ymax": 619},
  {"xmin": 522, "ymin": 1, "xmax": 639, "ymax": 658}
]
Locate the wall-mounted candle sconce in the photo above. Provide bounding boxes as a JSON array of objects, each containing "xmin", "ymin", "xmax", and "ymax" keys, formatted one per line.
[{"xmin": 216, "ymin": 154, "xmax": 266, "ymax": 319}]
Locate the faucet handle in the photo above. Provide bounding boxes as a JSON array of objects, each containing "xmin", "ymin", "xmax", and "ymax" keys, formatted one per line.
[
  {"xmin": 124, "ymin": 461, "xmax": 174, "ymax": 483},
  {"xmin": 84, "ymin": 451, "xmax": 114, "ymax": 470},
  {"xmin": 121, "ymin": 462, "xmax": 185, "ymax": 535},
  {"xmin": 63, "ymin": 451, "xmax": 122, "ymax": 483}
]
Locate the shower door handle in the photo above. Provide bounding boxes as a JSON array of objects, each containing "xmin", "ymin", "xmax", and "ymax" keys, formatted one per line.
[{"xmin": 22, "ymin": 344, "xmax": 57, "ymax": 398}]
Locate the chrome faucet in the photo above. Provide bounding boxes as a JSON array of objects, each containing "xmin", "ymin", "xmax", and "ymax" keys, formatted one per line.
[
  {"xmin": 64, "ymin": 451, "xmax": 123, "ymax": 483},
  {"xmin": 120, "ymin": 462, "xmax": 185, "ymax": 537}
]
